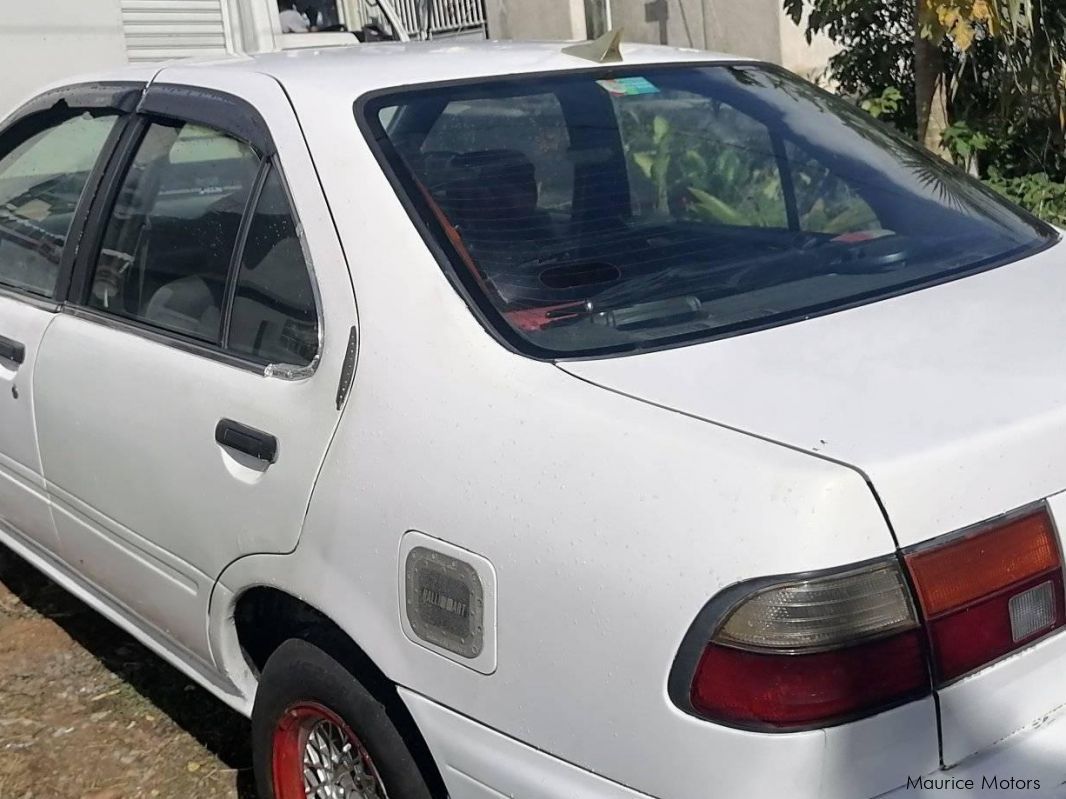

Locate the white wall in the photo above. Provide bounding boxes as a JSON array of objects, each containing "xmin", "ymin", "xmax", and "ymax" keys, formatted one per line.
[
  {"xmin": 0, "ymin": 0, "xmax": 128, "ymax": 116},
  {"xmin": 484, "ymin": 0, "xmax": 585, "ymax": 40},
  {"xmin": 779, "ymin": 8, "xmax": 838, "ymax": 81},
  {"xmin": 483, "ymin": 0, "xmax": 835, "ymax": 76}
]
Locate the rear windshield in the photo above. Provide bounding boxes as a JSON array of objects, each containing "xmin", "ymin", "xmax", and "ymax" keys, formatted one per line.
[{"xmin": 361, "ymin": 64, "xmax": 1054, "ymax": 358}]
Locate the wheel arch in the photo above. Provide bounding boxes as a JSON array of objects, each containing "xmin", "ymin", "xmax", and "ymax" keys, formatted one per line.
[{"xmin": 210, "ymin": 573, "xmax": 447, "ymax": 799}]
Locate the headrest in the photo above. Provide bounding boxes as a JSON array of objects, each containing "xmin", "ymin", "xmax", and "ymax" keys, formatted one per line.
[{"xmin": 435, "ymin": 149, "xmax": 540, "ymax": 227}]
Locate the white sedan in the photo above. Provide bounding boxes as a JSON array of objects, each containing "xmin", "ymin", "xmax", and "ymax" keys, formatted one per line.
[{"xmin": 0, "ymin": 39, "xmax": 1063, "ymax": 799}]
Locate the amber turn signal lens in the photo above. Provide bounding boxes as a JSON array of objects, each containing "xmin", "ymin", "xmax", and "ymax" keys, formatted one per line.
[
  {"xmin": 905, "ymin": 510, "xmax": 1059, "ymax": 617},
  {"xmin": 905, "ymin": 508, "xmax": 1065, "ymax": 683}
]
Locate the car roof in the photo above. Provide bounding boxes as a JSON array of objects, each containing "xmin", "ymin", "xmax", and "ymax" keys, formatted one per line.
[{"xmin": 91, "ymin": 40, "xmax": 748, "ymax": 98}]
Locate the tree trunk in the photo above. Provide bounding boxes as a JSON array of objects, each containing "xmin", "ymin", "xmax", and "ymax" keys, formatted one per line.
[{"xmin": 915, "ymin": 0, "xmax": 950, "ymax": 157}]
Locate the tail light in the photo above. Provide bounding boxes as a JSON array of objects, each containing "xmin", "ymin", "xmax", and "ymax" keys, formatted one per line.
[
  {"xmin": 904, "ymin": 508, "xmax": 1064, "ymax": 683},
  {"xmin": 676, "ymin": 559, "xmax": 930, "ymax": 730},
  {"xmin": 673, "ymin": 505, "xmax": 1065, "ymax": 731}
]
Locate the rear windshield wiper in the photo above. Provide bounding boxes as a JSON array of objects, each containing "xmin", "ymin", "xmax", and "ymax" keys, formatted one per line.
[{"xmin": 545, "ymin": 295, "xmax": 705, "ymax": 331}]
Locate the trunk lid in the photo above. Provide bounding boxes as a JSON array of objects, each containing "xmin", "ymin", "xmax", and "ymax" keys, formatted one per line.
[{"xmin": 561, "ymin": 241, "xmax": 1066, "ymax": 550}]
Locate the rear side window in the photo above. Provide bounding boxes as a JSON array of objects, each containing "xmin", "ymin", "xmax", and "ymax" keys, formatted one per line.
[
  {"xmin": 366, "ymin": 66, "xmax": 1052, "ymax": 358},
  {"xmin": 88, "ymin": 121, "xmax": 261, "ymax": 342},
  {"xmin": 0, "ymin": 111, "xmax": 119, "ymax": 298},
  {"xmin": 228, "ymin": 168, "xmax": 318, "ymax": 366}
]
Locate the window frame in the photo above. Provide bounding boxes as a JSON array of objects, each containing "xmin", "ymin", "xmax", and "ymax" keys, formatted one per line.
[
  {"xmin": 356, "ymin": 62, "xmax": 1059, "ymax": 362},
  {"xmin": 0, "ymin": 82, "xmax": 140, "ymax": 309},
  {"xmin": 66, "ymin": 84, "xmax": 323, "ymax": 378}
]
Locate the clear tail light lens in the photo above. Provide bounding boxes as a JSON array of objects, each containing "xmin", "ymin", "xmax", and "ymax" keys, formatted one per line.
[
  {"xmin": 681, "ymin": 560, "xmax": 930, "ymax": 730},
  {"xmin": 904, "ymin": 508, "xmax": 1064, "ymax": 683},
  {"xmin": 714, "ymin": 562, "xmax": 917, "ymax": 651}
]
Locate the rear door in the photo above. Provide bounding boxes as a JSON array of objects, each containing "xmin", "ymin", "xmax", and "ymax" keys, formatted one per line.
[
  {"xmin": 32, "ymin": 74, "xmax": 357, "ymax": 661},
  {"xmin": 0, "ymin": 85, "xmax": 135, "ymax": 554}
]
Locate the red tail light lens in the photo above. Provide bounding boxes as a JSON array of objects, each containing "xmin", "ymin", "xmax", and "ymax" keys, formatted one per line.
[
  {"xmin": 677, "ymin": 560, "xmax": 930, "ymax": 730},
  {"xmin": 904, "ymin": 508, "xmax": 1064, "ymax": 683},
  {"xmin": 691, "ymin": 630, "xmax": 928, "ymax": 728}
]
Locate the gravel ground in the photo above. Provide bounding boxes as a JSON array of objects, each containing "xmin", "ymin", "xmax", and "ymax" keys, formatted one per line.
[{"xmin": 0, "ymin": 547, "xmax": 256, "ymax": 799}]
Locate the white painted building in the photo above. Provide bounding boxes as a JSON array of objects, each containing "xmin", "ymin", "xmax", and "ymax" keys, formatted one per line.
[
  {"xmin": 0, "ymin": 0, "xmax": 832, "ymax": 120},
  {"xmin": 0, "ymin": 0, "xmax": 488, "ymax": 115}
]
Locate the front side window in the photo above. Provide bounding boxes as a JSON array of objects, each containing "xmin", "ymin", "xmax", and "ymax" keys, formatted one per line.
[
  {"xmin": 0, "ymin": 111, "xmax": 119, "ymax": 297},
  {"xmin": 366, "ymin": 65, "xmax": 1053, "ymax": 358},
  {"xmin": 88, "ymin": 121, "xmax": 261, "ymax": 343}
]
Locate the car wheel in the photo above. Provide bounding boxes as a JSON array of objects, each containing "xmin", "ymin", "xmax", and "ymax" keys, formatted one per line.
[{"xmin": 252, "ymin": 638, "xmax": 435, "ymax": 799}]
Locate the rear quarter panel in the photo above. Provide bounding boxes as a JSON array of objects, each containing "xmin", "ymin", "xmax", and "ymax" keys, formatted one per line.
[{"xmin": 217, "ymin": 76, "xmax": 938, "ymax": 799}]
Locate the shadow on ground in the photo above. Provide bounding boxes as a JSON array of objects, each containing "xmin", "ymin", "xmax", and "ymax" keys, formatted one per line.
[{"xmin": 0, "ymin": 547, "xmax": 257, "ymax": 798}]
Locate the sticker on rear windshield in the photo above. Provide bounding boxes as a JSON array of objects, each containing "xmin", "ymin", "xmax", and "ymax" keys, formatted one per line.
[{"xmin": 596, "ymin": 77, "xmax": 660, "ymax": 96}]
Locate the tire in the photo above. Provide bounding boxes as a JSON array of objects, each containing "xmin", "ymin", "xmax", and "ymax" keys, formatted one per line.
[{"xmin": 251, "ymin": 638, "xmax": 435, "ymax": 799}]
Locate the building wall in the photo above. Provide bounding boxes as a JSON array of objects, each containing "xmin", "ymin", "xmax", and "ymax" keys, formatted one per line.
[
  {"xmin": 482, "ymin": 0, "xmax": 835, "ymax": 74},
  {"xmin": 484, "ymin": 0, "xmax": 586, "ymax": 40},
  {"xmin": 0, "ymin": 0, "xmax": 129, "ymax": 117},
  {"xmin": 606, "ymin": 0, "xmax": 704, "ymax": 49},
  {"xmin": 779, "ymin": 9, "xmax": 838, "ymax": 81},
  {"xmin": 702, "ymin": 0, "xmax": 781, "ymax": 61},
  {"xmin": 610, "ymin": 0, "xmax": 780, "ymax": 62},
  {"xmin": 0, "ymin": 0, "xmax": 421, "ymax": 117}
]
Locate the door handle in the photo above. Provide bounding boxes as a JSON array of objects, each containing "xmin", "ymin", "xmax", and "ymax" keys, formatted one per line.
[
  {"xmin": 215, "ymin": 419, "xmax": 278, "ymax": 463},
  {"xmin": 0, "ymin": 335, "xmax": 25, "ymax": 365}
]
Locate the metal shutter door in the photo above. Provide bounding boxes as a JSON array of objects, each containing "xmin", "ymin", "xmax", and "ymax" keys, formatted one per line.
[{"xmin": 122, "ymin": 0, "xmax": 231, "ymax": 63}]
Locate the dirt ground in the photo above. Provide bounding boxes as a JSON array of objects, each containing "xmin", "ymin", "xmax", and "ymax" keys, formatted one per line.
[{"xmin": 0, "ymin": 547, "xmax": 256, "ymax": 799}]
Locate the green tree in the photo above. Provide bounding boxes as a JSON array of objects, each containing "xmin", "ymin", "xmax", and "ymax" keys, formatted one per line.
[{"xmin": 784, "ymin": 0, "xmax": 1065, "ymax": 174}]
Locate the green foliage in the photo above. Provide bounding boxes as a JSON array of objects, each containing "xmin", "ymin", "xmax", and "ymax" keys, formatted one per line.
[
  {"xmin": 619, "ymin": 98, "xmax": 879, "ymax": 234},
  {"xmin": 918, "ymin": 0, "xmax": 1023, "ymax": 52},
  {"xmin": 621, "ymin": 106, "xmax": 788, "ymax": 228},
  {"xmin": 941, "ymin": 121, "xmax": 990, "ymax": 166},
  {"xmin": 784, "ymin": 0, "xmax": 1066, "ymax": 181},
  {"xmin": 783, "ymin": 0, "xmax": 919, "ymax": 134},
  {"xmin": 985, "ymin": 171, "xmax": 1066, "ymax": 227},
  {"xmin": 860, "ymin": 87, "xmax": 904, "ymax": 120},
  {"xmin": 787, "ymin": 149, "xmax": 881, "ymax": 233}
]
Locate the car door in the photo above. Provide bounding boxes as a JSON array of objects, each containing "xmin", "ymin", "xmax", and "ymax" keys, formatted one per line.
[
  {"xmin": 32, "ymin": 75, "xmax": 358, "ymax": 662},
  {"xmin": 0, "ymin": 84, "xmax": 135, "ymax": 555}
]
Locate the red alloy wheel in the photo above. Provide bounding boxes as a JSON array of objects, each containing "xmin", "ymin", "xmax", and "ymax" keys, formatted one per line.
[{"xmin": 272, "ymin": 701, "xmax": 389, "ymax": 799}]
